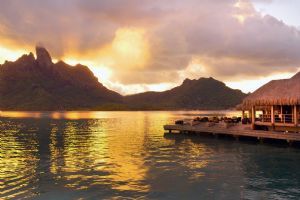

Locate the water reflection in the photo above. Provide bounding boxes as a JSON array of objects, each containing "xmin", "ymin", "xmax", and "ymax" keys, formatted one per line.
[
  {"xmin": 50, "ymin": 120, "xmax": 146, "ymax": 194},
  {"xmin": 240, "ymin": 146, "xmax": 300, "ymax": 199},
  {"xmin": 0, "ymin": 110, "xmax": 241, "ymax": 120},
  {"xmin": 0, "ymin": 111, "xmax": 299, "ymax": 199},
  {"xmin": 0, "ymin": 111, "xmax": 113, "ymax": 119},
  {"xmin": 0, "ymin": 120, "xmax": 39, "ymax": 199}
]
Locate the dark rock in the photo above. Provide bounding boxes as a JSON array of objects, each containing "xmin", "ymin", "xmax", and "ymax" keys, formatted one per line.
[
  {"xmin": 0, "ymin": 46, "xmax": 122, "ymax": 110},
  {"xmin": 0, "ymin": 46, "xmax": 247, "ymax": 111},
  {"xmin": 124, "ymin": 77, "xmax": 248, "ymax": 110},
  {"xmin": 36, "ymin": 46, "xmax": 53, "ymax": 68}
]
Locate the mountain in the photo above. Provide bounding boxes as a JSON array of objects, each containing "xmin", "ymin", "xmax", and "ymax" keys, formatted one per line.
[
  {"xmin": 124, "ymin": 78, "xmax": 247, "ymax": 110},
  {"xmin": 0, "ymin": 47, "xmax": 122, "ymax": 110},
  {"xmin": 0, "ymin": 47, "xmax": 247, "ymax": 111}
]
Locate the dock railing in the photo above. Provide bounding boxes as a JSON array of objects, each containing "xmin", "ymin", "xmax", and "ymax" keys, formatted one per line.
[
  {"xmin": 275, "ymin": 114, "xmax": 294, "ymax": 124},
  {"xmin": 257, "ymin": 114, "xmax": 271, "ymax": 123}
]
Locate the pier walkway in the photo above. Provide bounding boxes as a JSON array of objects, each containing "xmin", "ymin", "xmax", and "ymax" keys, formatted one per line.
[{"xmin": 164, "ymin": 122, "xmax": 300, "ymax": 142}]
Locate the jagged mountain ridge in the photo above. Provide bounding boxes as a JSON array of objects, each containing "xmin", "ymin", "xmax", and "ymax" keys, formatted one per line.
[
  {"xmin": 124, "ymin": 77, "xmax": 247, "ymax": 110},
  {"xmin": 0, "ymin": 47, "xmax": 247, "ymax": 110},
  {"xmin": 0, "ymin": 47, "xmax": 122, "ymax": 110}
]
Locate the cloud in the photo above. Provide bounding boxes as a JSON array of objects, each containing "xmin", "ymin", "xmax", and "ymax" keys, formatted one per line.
[{"xmin": 0, "ymin": 0, "xmax": 300, "ymax": 92}]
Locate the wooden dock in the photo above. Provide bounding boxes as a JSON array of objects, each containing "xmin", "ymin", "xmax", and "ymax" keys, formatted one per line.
[{"xmin": 164, "ymin": 123, "xmax": 300, "ymax": 143}]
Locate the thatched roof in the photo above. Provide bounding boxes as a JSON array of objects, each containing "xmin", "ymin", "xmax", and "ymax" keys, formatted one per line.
[{"xmin": 238, "ymin": 71, "xmax": 300, "ymax": 110}]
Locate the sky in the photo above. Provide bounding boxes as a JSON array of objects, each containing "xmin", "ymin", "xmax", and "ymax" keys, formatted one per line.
[{"xmin": 0, "ymin": 0, "xmax": 300, "ymax": 95}]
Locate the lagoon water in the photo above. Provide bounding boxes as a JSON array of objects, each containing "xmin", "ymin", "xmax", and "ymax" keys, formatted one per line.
[{"xmin": 1, "ymin": 111, "xmax": 300, "ymax": 200}]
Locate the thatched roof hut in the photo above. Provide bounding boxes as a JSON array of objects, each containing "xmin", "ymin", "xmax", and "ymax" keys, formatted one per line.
[{"xmin": 239, "ymin": 72, "xmax": 300, "ymax": 110}]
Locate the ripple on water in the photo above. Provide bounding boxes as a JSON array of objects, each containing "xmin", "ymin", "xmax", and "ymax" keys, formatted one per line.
[{"xmin": 1, "ymin": 111, "xmax": 300, "ymax": 199}]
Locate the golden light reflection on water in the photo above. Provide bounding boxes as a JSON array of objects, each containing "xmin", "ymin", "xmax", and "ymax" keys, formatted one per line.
[
  {"xmin": 0, "ymin": 111, "xmax": 242, "ymax": 199},
  {"xmin": 48, "ymin": 116, "xmax": 152, "ymax": 193},
  {"xmin": 0, "ymin": 111, "xmax": 42, "ymax": 118},
  {"xmin": 182, "ymin": 142, "xmax": 209, "ymax": 181},
  {"xmin": 0, "ymin": 110, "xmax": 241, "ymax": 120},
  {"xmin": 0, "ymin": 127, "xmax": 39, "ymax": 199},
  {"xmin": 0, "ymin": 111, "xmax": 114, "ymax": 119},
  {"xmin": 104, "ymin": 116, "xmax": 149, "ymax": 192}
]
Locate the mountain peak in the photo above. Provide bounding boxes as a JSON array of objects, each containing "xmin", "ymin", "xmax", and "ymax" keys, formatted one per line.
[
  {"xmin": 292, "ymin": 71, "xmax": 300, "ymax": 80},
  {"xmin": 35, "ymin": 46, "xmax": 53, "ymax": 68},
  {"xmin": 182, "ymin": 78, "xmax": 192, "ymax": 84},
  {"xmin": 16, "ymin": 52, "xmax": 35, "ymax": 63},
  {"xmin": 0, "ymin": 47, "xmax": 122, "ymax": 110},
  {"xmin": 182, "ymin": 77, "xmax": 219, "ymax": 85}
]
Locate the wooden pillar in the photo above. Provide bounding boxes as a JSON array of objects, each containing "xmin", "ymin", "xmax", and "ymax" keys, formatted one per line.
[
  {"xmin": 271, "ymin": 105, "xmax": 274, "ymax": 124},
  {"xmin": 242, "ymin": 110, "xmax": 245, "ymax": 120},
  {"xmin": 281, "ymin": 106, "xmax": 283, "ymax": 123},
  {"xmin": 234, "ymin": 135, "xmax": 239, "ymax": 141},
  {"xmin": 294, "ymin": 105, "xmax": 298, "ymax": 126},
  {"xmin": 251, "ymin": 106, "xmax": 255, "ymax": 130}
]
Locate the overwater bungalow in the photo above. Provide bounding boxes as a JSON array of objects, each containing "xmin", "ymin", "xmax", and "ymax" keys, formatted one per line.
[
  {"xmin": 239, "ymin": 72, "xmax": 300, "ymax": 132},
  {"xmin": 164, "ymin": 72, "xmax": 300, "ymax": 144}
]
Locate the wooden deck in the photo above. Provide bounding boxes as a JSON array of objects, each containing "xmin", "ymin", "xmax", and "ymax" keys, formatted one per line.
[{"xmin": 164, "ymin": 122, "xmax": 300, "ymax": 142}]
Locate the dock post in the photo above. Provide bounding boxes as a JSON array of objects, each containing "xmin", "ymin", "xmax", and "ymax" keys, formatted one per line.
[
  {"xmin": 213, "ymin": 133, "xmax": 219, "ymax": 139},
  {"xmin": 242, "ymin": 110, "xmax": 245, "ymax": 120},
  {"xmin": 251, "ymin": 106, "xmax": 256, "ymax": 130},
  {"xmin": 234, "ymin": 135, "xmax": 239, "ymax": 141},
  {"xmin": 294, "ymin": 105, "xmax": 298, "ymax": 126},
  {"xmin": 287, "ymin": 140, "xmax": 293, "ymax": 146},
  {"xmin": 271, "ymin": 105, "xmax": 274, "ymax": 125}
]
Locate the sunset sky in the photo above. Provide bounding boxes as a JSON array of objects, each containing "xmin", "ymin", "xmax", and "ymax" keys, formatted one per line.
[{"xmin": 0, "ymin": 0, "xmax": 300, "ymax": 95}]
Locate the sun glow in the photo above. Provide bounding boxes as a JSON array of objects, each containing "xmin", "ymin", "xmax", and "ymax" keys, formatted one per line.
[
  {"xmin": 225, "ymin": 72, "xmax": 296, "ymax": 93},
  {"xmin": 233, "ymin": 0, "xmax": 255, "ymax": 24},
  {"xmin": 234, "ymin": 15, "xmax": 246, "ymax": 23},
  {"xmin": 89, "ymin": 66, "xmax": 112, "ymax": 83},
  {"xmin": 63, "ymin": 58, "xmax": 112, "ymax": 84},
  {"xmin": 147, "ymin": 83, "xmax": 174, "ymax": 92},
  {"xmin": 111, "ymin": 27, "xmax": 150, "ymax": 68},
  {"xmin": 0, "ymin": 46, "xmax": 29, "ymax": 64},
  {"xmin": 57, "ymin": 27, "xmax": 151, "ymax": 89},
  {"xmin": 234, "ymin": 0, "xmax": 244, "ymax": 9},
  {"xmin": 179, "ymin": 58, "xmax": 207, "ymax": 80}
]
